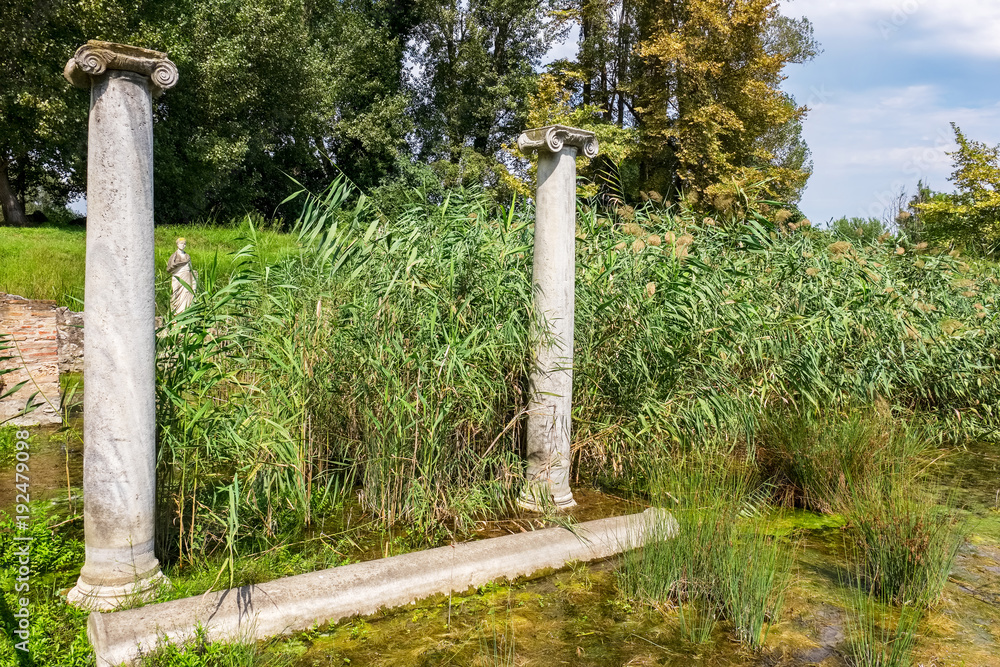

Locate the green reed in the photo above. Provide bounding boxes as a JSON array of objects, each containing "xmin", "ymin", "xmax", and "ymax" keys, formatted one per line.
[
  {"xmin": 618, "ymin": 455, "xmax": 793, "ymax": 648},
  {"xmin": 151, "ymin": 176, "xmax": 999, "ymax": 575}
]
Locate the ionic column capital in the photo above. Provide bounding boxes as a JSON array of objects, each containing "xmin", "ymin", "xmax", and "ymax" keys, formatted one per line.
[
  {"xmin": 64, "ymin": 41, "xmax": 178, "ymax": 96},
  {"xmin": 517, "ymin": 125, "xmax": 599, "ymax": 159}
]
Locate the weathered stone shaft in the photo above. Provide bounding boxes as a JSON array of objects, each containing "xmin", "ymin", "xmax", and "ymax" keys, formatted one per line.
[{"xmin": 517, "ymin": 125, "xmax": 598, "ymax": 510}]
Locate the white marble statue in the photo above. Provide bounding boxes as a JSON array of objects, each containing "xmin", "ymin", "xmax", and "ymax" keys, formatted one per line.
[{"xmin": 166, "ymin": 237, "xmax": 197, "ymax": 314}]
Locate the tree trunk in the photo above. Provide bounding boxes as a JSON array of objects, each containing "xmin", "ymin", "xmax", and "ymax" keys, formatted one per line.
[
  {"xmin": 0, "ymin": 158, "xmax": 27, "ymax": 226},
  {"xmin": 601, "ymin": 66, "xmax": 610, "ymax": 121},
  {"xmin": 581, "ymin": 11, "xmax": 591, "ymax": 106}
]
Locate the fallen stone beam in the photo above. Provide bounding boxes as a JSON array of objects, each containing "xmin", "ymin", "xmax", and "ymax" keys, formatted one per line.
[{"xmin": 89, "ymin": 509, "xmax": 674, "ymax": 666}]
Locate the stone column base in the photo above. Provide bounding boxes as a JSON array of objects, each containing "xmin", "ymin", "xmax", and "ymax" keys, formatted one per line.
[
  {"xmin": 517, "ymin": 482, "xmax": 577, "ymax": 512},
  {"xmin": 66, "ymin": 570, "xmax": 168, "ymax": 611}
]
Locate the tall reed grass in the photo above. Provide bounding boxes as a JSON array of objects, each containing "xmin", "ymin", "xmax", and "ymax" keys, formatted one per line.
[{"xmin": 152, "ymin": 176, "xmax": 999, "ymax": 574}]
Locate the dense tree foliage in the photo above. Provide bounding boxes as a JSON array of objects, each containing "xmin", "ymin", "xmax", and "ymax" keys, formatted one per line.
[
  {"xmin": 537, "ymin": 0, "xmax": 818, "ymax": 205},
  {"xmin": 0, "ymin": 0, "xmax": 819, "ymax": 224},
  {"xmin": 635, "ymin": 1, "xmax": 817, "ymax": 201},
  {"xmin": 412, "ymin": 0, "xmax": 552, "ymax": 167},
  {"xmin": 149, "ymin": 0, "xmax": 417, "ymax": 221},
  {"xmin": 914, "ymin": 124, "xmax": 1000, "ymax": 256},
  {"xmin": 0, "ymin": 0, "xmax": 87, "ymax": 225}
]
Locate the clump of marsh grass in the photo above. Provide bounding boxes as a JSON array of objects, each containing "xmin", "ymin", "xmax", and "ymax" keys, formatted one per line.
[
  {"xmin": 617, "ymin": 457, "xmax": 743, "ymax": 643},
  {"xmin": 847, "ymin": 481, "xmax": 967, "ymax": 606},
  {"xmin": 757, "ymin": 404, "xmax": 966, "ymax": 606},
  {"xmin": 618, "ymin": 455, "xmax": 794, "ymax": 648},
  {"xmin": 717, "ymin": 519, "xmax": 795, "ymax": 648},
  {"xmin": 843, "ymin": 547, "xmax": 925, "ymax": 667},
  {"xmin": 846, "ymin": 587, "xmax": 923, "ymax": 667},
  {"xmin": 476, "ymin": 613, "xmax": 516, "ymax": 667},
  {"xmin": 756, "ymin": 405, "xmax": 932, "ymax": 513}
]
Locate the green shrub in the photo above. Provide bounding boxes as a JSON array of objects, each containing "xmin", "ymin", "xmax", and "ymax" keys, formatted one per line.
[
  {"xmin": 0, "ymin": 580, "xmax": 94, "ymax": 667},
  {"xmin": 0, "ymin": 505, "xmax": 89, "ymax": 667}
]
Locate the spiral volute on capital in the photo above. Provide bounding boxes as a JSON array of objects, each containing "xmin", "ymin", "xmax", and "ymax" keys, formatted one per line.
[
  {"xmin": 151, "ymin": 62, "xmax": 180, "ymax": 91},
  {"xmin": 76, "ymin": 47, "xmax": 109, "ymax": 76},
  {"xmin": 64, "ymin": 41, "xmax": 178, "ymax": 94},
  {"xmin": 544, "ymin": 127, "xmax": 566, "ymax": 153}
]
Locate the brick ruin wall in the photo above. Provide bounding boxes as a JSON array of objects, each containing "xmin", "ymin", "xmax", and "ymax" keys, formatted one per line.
[{"xmin": 0, "ymin": 294, "xmax": 84, "ymax": 426}]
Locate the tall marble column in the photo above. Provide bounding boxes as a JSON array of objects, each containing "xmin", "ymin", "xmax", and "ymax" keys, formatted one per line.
[
  {"xmin": 516, "ymin": 125, "xmax": 598, "ymax": 511},
  {"xmin": 64, "ymin": 41, "xmax": 178, "ymax": 610}
]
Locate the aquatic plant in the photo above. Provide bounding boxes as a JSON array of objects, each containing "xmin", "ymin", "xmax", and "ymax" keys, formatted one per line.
[
  {"xmin": 845, "ymin": 565, "xmax": 924, "ymax": 667},
  {"xmin": 617, "ymin": 457, "xmax": 736, "ymax": 642},
  {"xmin": 477, "ymin": 614, "xmax": 517, "ymax": 667},
  {"xmin": 717, "ymin": 520, "xmax": 794, "ymax": 648},
  {"xmin": 848, "ymin": 485, "xmax": 967, "ymax": 606},
  {"xmin": 757, "ymin": 405, "xmax": 966, "ymax": 606},
  {"xmin": 755, "ymin": 405, "xmax": 932, "ymax": 513},
  {"xmin": 618, "ymin": 455, "xmax": 792, "ymax": 648}
]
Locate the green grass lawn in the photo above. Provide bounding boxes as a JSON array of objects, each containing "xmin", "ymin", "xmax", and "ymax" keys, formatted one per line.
[{"xmin": 0, "ymin": 218, "xmax": 299, "ymax": 309}]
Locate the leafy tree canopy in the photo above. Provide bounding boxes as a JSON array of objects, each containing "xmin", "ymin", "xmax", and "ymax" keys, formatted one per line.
[
  {"xmin": 1, "ymin": 0, "xmax": 819, "ymax": 224},
  {"xmin": 521, "ymin": 0, "xmax": 818, "ymax": 210},
  {"xmin": 0, "ymin": 0, "xmax": 87, "ymax": 225},
  {"xmin": 915, "ymin": 123, "xmax": 1000, "ymax": 256}
]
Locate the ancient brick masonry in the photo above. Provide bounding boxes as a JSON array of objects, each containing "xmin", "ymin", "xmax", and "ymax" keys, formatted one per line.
[
  {"xmin": 0, "ymin": 294, "xmax": 62, "ymax": 425},
  {"xmin": 0, "ymin": 293, "xmax": 85, "ymax": 425}
]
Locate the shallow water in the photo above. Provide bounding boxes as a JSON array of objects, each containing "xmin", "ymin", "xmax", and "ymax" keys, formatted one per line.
[
  {"xmin": 248, "ymin": 514, "xmax": 1000, "ymax": 667},
  {"xmin": 253, "ymin": 443, "xmax": 1000, "ymax": 667},
  {"xmin": 0, "ymin": 421, "xmax": 82, "ymax": 512},
  {"xmin": 0, "ymin": 373, "xmax": 84, "ymax": 512},
  {"xmin": 2, "ymin": 429, "xmax": 998, "ymax": 666}
]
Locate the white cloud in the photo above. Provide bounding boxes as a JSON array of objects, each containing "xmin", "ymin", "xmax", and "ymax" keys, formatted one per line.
[
  {"xmin": 783, "ymin": 0, "xmax": 1000, "ymax": 59},
  {"xmin": 780, "ymin": 0, "xmax": 1000, "ymax": 221},
  {"xmin": 793, "ymin": 80, "xmax": 1000, "ymax": 221}
]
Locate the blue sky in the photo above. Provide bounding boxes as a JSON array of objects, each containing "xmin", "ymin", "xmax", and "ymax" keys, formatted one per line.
[{"xmin": 779, "ymin": 0, "xmax": 1000, "ymax": 224}]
